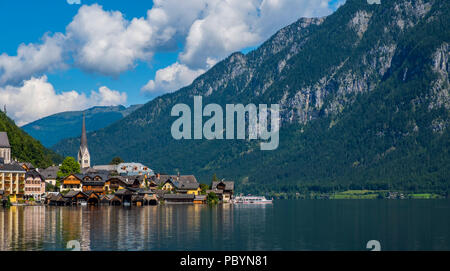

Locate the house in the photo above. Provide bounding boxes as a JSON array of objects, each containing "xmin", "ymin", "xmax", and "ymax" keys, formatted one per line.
[
  {"xmin": 63, "ymin": 190, "xmax": 89, "ymax": 205},
  {"xmin": 144, "ymin": 193, "xmax": 158, "ymax": 205},
  {"xmin": 106, "ymin": 176, "xmax": 142, "ymax": 192},
  {"xmin": 114, "ymin": 189, "xmax": 134, "ymax": 205},
  {"xmin": 154, "ymin": 174, "xmax": 201, "ymax": 194},
  {"xmin": 163, "ymin": 194, "xmax": 195, "ymax": 204},
  {"xmin": 132, "ymin": 194, "xmax": 144, "ymax": 206},
  {"xmin": 117, "ymin": 162, "xmax": 154, "ymax": 176},
  {"xmin": 85, "ymin": 191, "xmax": 100, "ymax": 205},
  {"xmin": 105, "ymin": 176, "xmax": 128, "ymax": 192},
  {"xmin": 177, "ymin": 182, "xmax": 201, "ymax": 195},
  {"xmin": 0, "ymin": 132, "xmax": 11, "ymax": 164},
  {"xmin": 194, "ymin": 195, "xmax": 207, "ymax": 204},
  {"xmin": 99, "ymin": 194, "xmax": 114, "ymax": 205},
  {"xmin": 39, "ymin": 166, "xmax": 59, "ymax": 186},
  {"xmin": 46, "ymin": 193, "xmax": 68, "ymax": 206},
  {"xmin": 24, "ymin": 170, "xmax": 46, "ymax": 201},
  {"xmin": 110, "ymin": 195, "xmax": 123, "ymax": 206},
  {"xmin": 0, "ymin": 163, "xmax": 26, "ymax": 203},
  {"xmin": 80, "ymin": 173, "xmax": 107, "ymax": 195},
  {"xmin": 211, "ymin": 180, "xmax": 235, "ymax": 203},
  {"xmin": 161, "ymin": 177, "xmax": 177, "ymax": 191},
  {"xmin": 60, "ymin": 174, "xmax": 83, "ymax": 191},
  {"xmin": 135, "ymin": 188, "xmax": 158, "ymax": 205}
]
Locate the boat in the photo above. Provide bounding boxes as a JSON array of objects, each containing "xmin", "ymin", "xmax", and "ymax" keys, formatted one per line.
[{"xmin": 232, "ymin": 196, "xmax": 273, "ymax": 204}]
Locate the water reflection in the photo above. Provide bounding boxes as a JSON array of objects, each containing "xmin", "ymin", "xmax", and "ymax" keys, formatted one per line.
[{"xmin": 0, "ymin": 201, "xmax": 449, "ymax": 251}]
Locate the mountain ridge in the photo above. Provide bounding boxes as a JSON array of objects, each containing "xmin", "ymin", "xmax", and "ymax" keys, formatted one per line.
[
  {"xmin": 22, "ymin": 104, "xmax": 143, "ymax": 147},
  {"xmin": 52, "ymin": 0, "xmax": 449, "ymax": 194}
]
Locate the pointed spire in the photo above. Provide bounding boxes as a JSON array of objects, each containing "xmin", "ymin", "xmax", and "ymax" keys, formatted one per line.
[{"xmin": 81, "ymin": 112, "xmax": 87, "ymax": 148}]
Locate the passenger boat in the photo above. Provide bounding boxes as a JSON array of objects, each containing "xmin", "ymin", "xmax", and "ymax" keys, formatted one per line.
[{"xmin": 232, "ymin": 196, "xmax": 273, "ymax": 204}]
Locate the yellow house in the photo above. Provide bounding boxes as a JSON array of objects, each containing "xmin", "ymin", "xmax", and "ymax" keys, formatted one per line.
[
  {"xmin": 155, "ymin": 174, "xmax": 201, "ymax": 194},
  {"xmin": 0, "ymin": 164, "xmax": 27, "ymax": 203},
  {"xmin": 162, "ymin": 180, "xmax": 175, "ymax": 191},
  {"xmin": 186, "ymin": 187, "xmax": 202, "ymax": 195}
]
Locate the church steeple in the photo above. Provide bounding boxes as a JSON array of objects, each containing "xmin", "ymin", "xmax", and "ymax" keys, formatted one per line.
[
  {"xmin": 81, "ymin": 112, "xmax": 87, "ymax": 149},
  {"xmin": 78, "ymin": 113, "xmax": 91, "ymax": 169}
]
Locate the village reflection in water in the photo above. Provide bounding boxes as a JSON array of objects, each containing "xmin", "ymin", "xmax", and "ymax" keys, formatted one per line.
[
  {"xmin": 1, "ymin": 200, "xmax": 449, "ymax": 251},
  {"xmin": 0, "ymin": 204, "xmax": 246, "ymax": 251}
]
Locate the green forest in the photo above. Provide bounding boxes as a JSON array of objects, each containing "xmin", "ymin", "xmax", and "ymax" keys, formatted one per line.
[{"xmin": 0, "ymin": 112, "xmax": 62, "ymax": 168}]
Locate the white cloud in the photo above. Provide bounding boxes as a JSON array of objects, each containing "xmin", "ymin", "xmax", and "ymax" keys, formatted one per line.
[
  {"xmin": 141, "ymin": 62, "xmax": 205, "ymax": 93},
  {"xmin": 66, "ymin": 4, "xmax": 154, "ymax": 76},
  {"xmin": 146, "ymin": 0, "xmax": 338, "ymax": 93},
  {"xmin": 1, "ymin": 1, "xmax": 339, "ymax": 99},
  {"xmin": 180, "ymin": 0, "xmax": 335, "ymax": 68},
  {"xmin": 0, "ymin": 33, "xmax": 66, "ymax": 86},
  {"xmin": 0, "ymin": 75, "xmax": 127, "ymax": 126},
  {"xmin": 67, "ymin": 0, "xmax": 81, "ymax": 5}
]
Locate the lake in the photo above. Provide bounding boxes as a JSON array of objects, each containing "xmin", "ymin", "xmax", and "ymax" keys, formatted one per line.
[{"xmin": 0, "ymin": 200, "xmax": 449, "ymax": 251}]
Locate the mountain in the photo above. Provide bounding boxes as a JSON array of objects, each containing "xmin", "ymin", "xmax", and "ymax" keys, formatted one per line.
[
  {"xmin": 52, "ymin": 0, "xmax": 449, "ymax": 195},
  {"xmin": 22, "ymin": 104, "xmax": 142, "ymax": 147},
  {"xmin": 0, "ymin": 112, "xmax": 62, "ymax": 168}
]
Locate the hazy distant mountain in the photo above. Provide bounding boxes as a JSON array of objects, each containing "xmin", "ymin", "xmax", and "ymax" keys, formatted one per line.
[
  {"xmin": 52, "ymin": 0, "xmax": 449, "ymax": 194},
  {"xmin": 22, "ymin": 104, "xmax": 142, "ymax": 147}
]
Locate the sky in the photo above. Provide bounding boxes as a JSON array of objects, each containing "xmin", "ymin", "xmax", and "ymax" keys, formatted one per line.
[{"xmin": 0, "ymin": 0, "xmax": 344, "ymax": 126}]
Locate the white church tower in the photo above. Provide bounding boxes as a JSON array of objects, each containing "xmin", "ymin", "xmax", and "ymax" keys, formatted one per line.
[{"xmin": 77, "ymin": 113, "xmax": 91, "ymax": 169}]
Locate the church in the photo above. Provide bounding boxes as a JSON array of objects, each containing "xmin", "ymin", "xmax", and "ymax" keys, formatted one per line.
[
  {"xmin": 0, "ymin": 132, "xmax": 11, "ymax": 164},
  {"xmin": 77, "ymin": 113, "xmax": 91, "ymax": 169}
]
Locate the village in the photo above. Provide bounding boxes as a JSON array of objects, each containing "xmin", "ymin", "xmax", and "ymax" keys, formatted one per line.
[{"xmin": 0, "ymin": 115, "xmax": 234, "ymax": 207}]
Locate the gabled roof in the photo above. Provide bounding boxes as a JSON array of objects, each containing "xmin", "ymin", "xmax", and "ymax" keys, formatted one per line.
[
  {"xmin": 48, "ymin": 193, "xmax": 66, "ymax": 202},
  {"xmin": 40, "ymin": 166, "xmax": 59, "ymax": 179},
  {"xmin": 26, "ymin": 170, "xmax": 45, "ymax": 181},
  {"xmin": 0, "ymin": 132, "xmax": 10, "ymax": 148},
  {"xmin": 178, "ymin": 175, "xmax": 198, "ymax": 183},
  {"xmin": 64, "ymin": 190, "xmax": 87, "ymax": 198},
  {"xmin": 107, "ymin": 175, "xmax": 140, "ymax": 186},
  {"xmin": 0, "ymin": 163, "xmax": 26, "ymax": 172},
  {"xmin": 76, "ymin": 173, "xmax": 108, "ymax": 181},
  {"xmin": 177, "ymin": 182, "xmax": 200, "ymax": 190},
  {"xmin": 212, "ymin": 181, "xmax": 234, "ymax": 191},
  {"xmin": 154, "ymin": 174, "xmax": 199, "ymax": 189}
]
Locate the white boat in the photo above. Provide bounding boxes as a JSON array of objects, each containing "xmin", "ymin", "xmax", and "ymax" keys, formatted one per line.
[{"xmin": 232, "ymin": 196, "xmax": 273, "ymax": 204}]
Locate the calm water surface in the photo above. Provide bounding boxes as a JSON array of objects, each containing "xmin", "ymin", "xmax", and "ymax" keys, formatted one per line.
[{"xmin": 1, "ymin": 200, "xmax": 449, "ymax": 251}]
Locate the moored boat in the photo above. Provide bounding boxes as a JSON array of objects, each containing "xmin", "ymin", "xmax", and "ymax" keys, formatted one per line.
[{"xmin": 232, "ymin": 196, "xmax": 273, "ymax": 204}]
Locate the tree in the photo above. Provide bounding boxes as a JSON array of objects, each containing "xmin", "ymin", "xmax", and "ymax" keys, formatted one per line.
[
  {"xmin": 212, "ymin": 173, "xmax": 219, "ymax": 183},
  {"xmin": 46, "ymin": 183, "xmax": 56, "ymax": 192},
  {"xmin": 200, "ymin": 183, "xmax": 209, "ymax": 195},
  {"xmin": 57, "ymin": 157, "xmax": 80, "ymax": 179},
  {"xmin": 207, "ymin": 192, "xmax": 219, "ymax": 205},
  {"xmin": 110, "ymin": 157, "xmax": 124, "ymax": 165}
]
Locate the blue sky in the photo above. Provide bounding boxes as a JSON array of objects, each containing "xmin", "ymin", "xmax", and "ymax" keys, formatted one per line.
[
  {"xmin": 0, "ymin": 0, "xmax": 178, "ymax": 107},
  {"xmin": 0, "ymin": 0, "xmax": 343, "ymax": 125}
]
